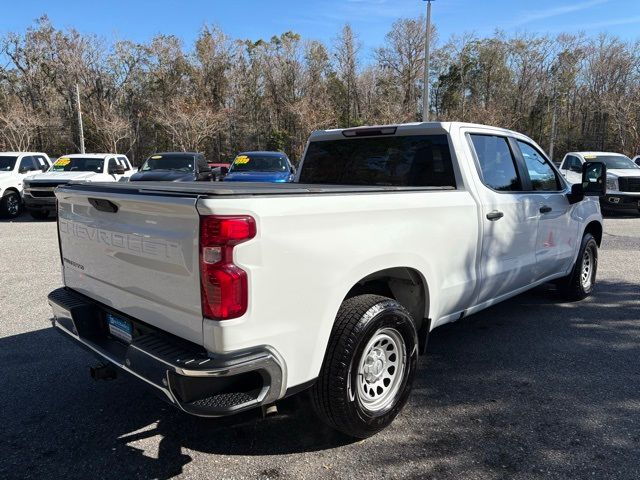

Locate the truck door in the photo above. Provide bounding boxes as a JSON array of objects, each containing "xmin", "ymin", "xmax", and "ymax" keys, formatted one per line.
[
  {"xmin": 468, "ymin": 134, "xmax": 539, "ymax": 304},
  {"xmin": 514, "ymin": 140, "xmax": 576, "ymax": 279}
]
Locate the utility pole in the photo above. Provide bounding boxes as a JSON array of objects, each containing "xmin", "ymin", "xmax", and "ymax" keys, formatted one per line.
[
  {"xmin": 75, "ymin": 83, "xmax": 85, "ymax": 154},
  {"xmin": 548, "ymin": 65, "xmax": 558, "ymax": 160},
  {"xmin": 422, "ymin": 0, "xmax": 433, "ymax": 122}
]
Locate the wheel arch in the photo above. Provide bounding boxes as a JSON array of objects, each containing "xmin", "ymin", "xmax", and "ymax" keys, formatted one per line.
[
  {"xmin": 343, "ymin": 266, "xmax": 431, "ymax": 353},
  {"xmin": 583, "ymin": 220, "xmax": 603, "ymax": 247},
  {"xmin": 2, "ymin": 186, "xmax": 20, "ymax": 197}
]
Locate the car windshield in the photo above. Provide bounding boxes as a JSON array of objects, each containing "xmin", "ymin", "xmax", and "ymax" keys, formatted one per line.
[
  {"xmin": 140, "ymin": 155, "xmax": 195, "ymax": 172},
  {"xmin": 591, "ymin": 155, "xmax": 639, "ymax": 170},
  {"xmin": 0, "ymin": 156, "xmax": 18, "ymax": 171},
  {"xmin": 230, "ymin": 154, "xmax": 288, "ymax": 172},
  {"xmin": 51, "ymin": 157, "xmax": 105, "ymax": 172}
]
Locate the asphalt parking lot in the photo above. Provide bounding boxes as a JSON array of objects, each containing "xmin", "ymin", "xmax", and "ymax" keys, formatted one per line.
[{"xmin": 1, "ymin": 213, "xmax": 639, "ymax": 480}]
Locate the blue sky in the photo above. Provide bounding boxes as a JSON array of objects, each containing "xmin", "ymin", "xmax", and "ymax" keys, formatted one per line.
[{"xmin": 2, "ymin": 0, "xmax": 639, "ymax": 60}]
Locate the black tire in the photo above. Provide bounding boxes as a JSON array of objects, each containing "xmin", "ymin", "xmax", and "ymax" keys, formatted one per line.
[
  {"xmin": 29, "ymin": 210, "xmax": 50, "ymax": 220},
  {"xmin": 311, "ymin": 294, "xmax": 418, "ymax": 438},
  {"xmin": 0, "ymin": 191, "xmax": 22, "ymax": 218},
  {"xmin": 556, "ymin": 233, "xmax": 598, "ymax": 301}
]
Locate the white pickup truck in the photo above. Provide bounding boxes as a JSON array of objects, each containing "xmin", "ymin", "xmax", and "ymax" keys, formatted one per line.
[
  {"xmin": 48, "ymin": 122, "xmax": 606, "ymax": 438},
  {"xmin": 559, "ymin": 151, "xmax": 640, "ymax": 213},
  {"xmin": 24, "ymin": 153, "xmax": 134, "ymax": 219},
  {"xmin": 0, "ymin": 152, "xmax": 52, "ymax": 217}
]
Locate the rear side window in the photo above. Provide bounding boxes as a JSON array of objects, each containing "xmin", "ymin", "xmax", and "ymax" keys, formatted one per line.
[
  {"xmin": 299, "ymin": 135, "xmax": 456, "ymax": 187},
  {"xmin": 34, "ymin": 155, "xmax": 49, "ymax": 168},
  {"xmin": 469, "ymin": 134, "xmax": 521, "ymax": 192},
  {"xmin": 517, "ymin": 141, "xmax": 560, "ymax": 191},
  {"xmin": 117, "ymin": 156, "xmax": 130, "ymax": 171}
]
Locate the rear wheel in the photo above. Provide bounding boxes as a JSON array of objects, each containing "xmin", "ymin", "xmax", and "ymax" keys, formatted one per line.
[
  {"xmin": 29, "ymin": 210, "xmax": 50, "ymax": 220},
  {"xmin": 0, "ymin": 191, "xmax": 22, "ymax": 218},
  {"xmin": 556, "ymin": 232, "xmax": 598, "ymax": 301},
  {"xmin": 311, "ymin": 294, "xmax": 418, "ymax": 438}
]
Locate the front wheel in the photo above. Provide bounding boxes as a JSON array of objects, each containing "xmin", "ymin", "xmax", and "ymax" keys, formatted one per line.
[
  {"xmin": 556, "ymin": 232, "xmax": 598, "ymax": 301},
  {"xmin": 311, "ymin": 294, "xmax": 418, "ymax": 438},
  {"xmin": 0, "ymin": 191, "xmax": 22, "ymax": 218}
]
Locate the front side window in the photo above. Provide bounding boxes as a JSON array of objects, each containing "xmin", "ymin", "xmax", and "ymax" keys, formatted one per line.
[
  {"xmin": 299, "ymin": 135, "xmax": 456, "ymax": 187},
  {"xmin": 517, "ymin": 141, "xmax": 560, "ymax": 191},
  {"xmin": 469, "ymin": 134, "xmax": 521, "ymax": 191},
  {"xmin": 51, "ymin": 157, "xmax": 105, "ymax": 172},
  {"xmin": 107, "ymin": 158, "xmax": 118, "ymax": 172},
  {"xmin": 19, "ymin": 156, "xmax": 37, "ymax": 171},
  {"xmin": 0, "ymin": 155, "xmax": 18, "ymax": 171}
]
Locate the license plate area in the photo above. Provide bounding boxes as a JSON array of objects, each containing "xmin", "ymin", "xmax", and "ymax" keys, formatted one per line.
[{"xmin": 107, "ymin": 313, "xmax": 133, "ymax": 344}]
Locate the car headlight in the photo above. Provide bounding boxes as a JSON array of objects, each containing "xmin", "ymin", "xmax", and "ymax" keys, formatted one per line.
[{"xmin": 606, "ymin": 174, "xmax": 618, "ymax": 192}]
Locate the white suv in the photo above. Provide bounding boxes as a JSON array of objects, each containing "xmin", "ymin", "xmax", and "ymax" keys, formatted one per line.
[{"xmin": 0, "ymin": 152, "xmax": 52, "ymax": 218}]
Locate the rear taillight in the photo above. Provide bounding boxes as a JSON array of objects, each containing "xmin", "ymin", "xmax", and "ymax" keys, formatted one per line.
[{"xmin": 200, "ymin": 215, "xmax": 256, "ymax": 320}]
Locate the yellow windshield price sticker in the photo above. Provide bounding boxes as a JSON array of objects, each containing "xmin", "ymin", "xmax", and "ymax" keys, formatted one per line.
[
  {"xmin": 54, "ymin": 158, "xmax": 71, "ymax": 166},
  {"xmin": 151, "ymin": 155, "xmax": 162, "ymax": 159},
  {"xmin": 584, "ymin": 154, "xmax": 597, "ymax": 159},
  {"xmin": 234, "ymin": 155, "xmax": 250, "ymax": 165}
]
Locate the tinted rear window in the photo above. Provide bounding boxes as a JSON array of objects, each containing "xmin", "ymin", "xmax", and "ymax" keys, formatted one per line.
[{"xmin": 299, "ymin": 135, "xmax": 456, "ymax": 187}]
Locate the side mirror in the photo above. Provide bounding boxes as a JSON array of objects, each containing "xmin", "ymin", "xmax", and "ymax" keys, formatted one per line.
[
  {"xmin": 220, "ymin": 167, "xmax": 229, "ymax": 176},
  {"xmin": 582, "ymin": 161, "xmax": 606, "ymax": 196},
  {"xmin": 41, "ymin": 165, "xmax": 48, "ymax": 172},
  {"xmin": 290, "ymin": 165, "xmax": 297, "ymax": 174},
  {"xmin": 19, "ymin": 166, "xmax": 32, "ymax": 174},
  {"xmin": 567, "ymin": 161, "xmax": 606, "ymax": 204},
  {"xmin": 109, "ymin": 165, "xmax": 126, "ymax": 175}
]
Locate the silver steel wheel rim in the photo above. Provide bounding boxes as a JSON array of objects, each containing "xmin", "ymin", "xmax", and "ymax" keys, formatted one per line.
[
  {"xmin": 6, "ymin": 195, "xmax": 19, "ymax": 215},
  {"xmin": 581, "ymin": 247, "xmax": 594, "ymax": 290},
  {"xmin": 356, "ymin": 327, "xmax": 407, "ymax": 413}
]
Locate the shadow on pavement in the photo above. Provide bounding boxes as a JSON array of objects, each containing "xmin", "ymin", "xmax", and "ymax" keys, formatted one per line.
[{"xmin": 1, "ymin": 280, "xmax": 639, "ymax": 479}]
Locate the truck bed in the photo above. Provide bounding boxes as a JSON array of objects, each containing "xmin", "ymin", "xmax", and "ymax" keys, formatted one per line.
[{"xmin": 60, "ymin": 181, "xmax": 453, "ymax": 197}]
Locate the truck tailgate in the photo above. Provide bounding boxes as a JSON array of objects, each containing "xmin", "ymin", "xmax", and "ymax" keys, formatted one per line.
[{"xmin": 56, "ymin": 187, "xmax": 204, "ymax": 345}]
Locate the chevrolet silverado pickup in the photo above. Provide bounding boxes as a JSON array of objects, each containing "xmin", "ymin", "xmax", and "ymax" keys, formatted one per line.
[
  {"xmin": 48, "ymin": 122, "xmax": 606, "ymax": 438},
  {"xmin": 0, "ymin": 152, "xmax": 51, "ymax": 218},
  {"xmin": 24, "ymin": 153, "xmax": 134, "ymax": 219},
  {"xmin": 560, "ymin": 151, "xmax": 640, "ymax": 213}
]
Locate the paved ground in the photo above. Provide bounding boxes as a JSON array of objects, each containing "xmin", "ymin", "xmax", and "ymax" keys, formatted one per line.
[{"xmin": 1, "ymin": 212, "xmax": 639, "ymax": 480}]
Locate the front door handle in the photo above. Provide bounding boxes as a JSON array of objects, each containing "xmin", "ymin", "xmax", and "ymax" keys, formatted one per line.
[
  {"xmin": 486, "ymin": 210, "xmax": 504, "ymax": 221},
  {"xmin": 540, "ymin": 205, "xmax": 552, "ymax": 214}
]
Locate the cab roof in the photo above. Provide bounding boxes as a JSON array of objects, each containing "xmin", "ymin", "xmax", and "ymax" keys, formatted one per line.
[
  {"xmin": 0, "ymin": 151, "xmax": 48, "ymax": 156},
  {"xmin": 566, "ymin": 151, "xmax": 627, "ymax": 157},
  {"xmin": 58, "ymin": 153, "xmax": 124, "ymax": 159},
  {"xmin": 310, "ymin": 121, "xmax": 529, "ymax": 142}
]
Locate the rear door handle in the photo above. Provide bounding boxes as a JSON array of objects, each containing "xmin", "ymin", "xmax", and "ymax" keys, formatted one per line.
[
  {"xmin": 486, "ymin": 210, "xmax": 504, "ymax": 221},
  {"xmin": 540, "ymin": 205, "xmax": 552, "ymax": 214}
]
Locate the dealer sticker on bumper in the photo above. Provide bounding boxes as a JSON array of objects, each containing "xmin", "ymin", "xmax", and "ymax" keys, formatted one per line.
[{"xmin": 107, "ymin": 313, "xmax": 133, "ymax": 343}]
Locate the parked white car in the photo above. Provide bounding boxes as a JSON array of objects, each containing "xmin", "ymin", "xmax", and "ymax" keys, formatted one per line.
[
  {"xmin": 23, "ymin": 153, "xmax": 134, "ymax": 219},
  {"xmin": 0, "ymin": 152, "xmax": 52, "ymax": 218},
  {"xmin": 48, "ymin": 122, "xmax": 606, "ymax": 438},
  {"xmin": 559, "ymin": 151, "xmax": 640, "ymax": 212}
]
